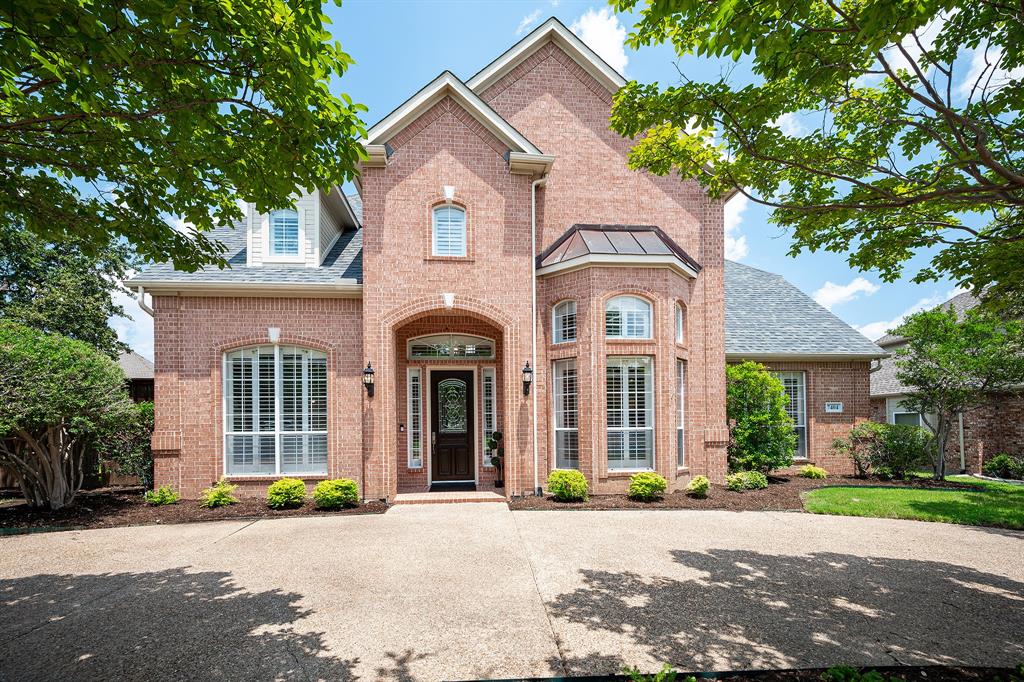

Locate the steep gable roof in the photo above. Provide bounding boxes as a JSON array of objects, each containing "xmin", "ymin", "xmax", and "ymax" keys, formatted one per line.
[{"xmin": 467, "ymin": 17, "xmax": 626, "ymax": 95}]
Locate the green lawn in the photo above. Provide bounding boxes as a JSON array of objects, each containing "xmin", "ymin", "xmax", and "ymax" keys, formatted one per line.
[{"xmin": 802, "ymin": 476, "xmax": 1024, "ymax": 530}]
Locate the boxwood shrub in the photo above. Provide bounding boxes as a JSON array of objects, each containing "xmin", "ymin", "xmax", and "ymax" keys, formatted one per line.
[
  {"xmin": 200, "ymin": 477, "xmax": 239, "ymax": 508},
  {"xmin": 547, "ymin": 470, "xmax": 588, "ymax": 502},
  {"xmin": 628, "ymin": 472, "xmax": 667, "ymax": 501},
  {"xmin": 313, "ymin": 478, "xmax": 360, "ymax": 509},
  {"xmin": 982, "ymin": 453, "xmax": 1024, "ymax": 480},
  {"xmin": 267, "ymin": 478, "xmax": 307, "ymax": 509},
  {"xmin": 143, "ymin": 484, "xmax": 180, "ymax": 506},
  {"xmin": 799, "ymin": 464, "xmax": 828, "ymax": 479},
  {"xmin": 726, "ymin": 470, "xmax": 768, "ymax": 492},
  {"xmin": 685, "ymin": 475, "xmax": 710, "ymax": 498}
]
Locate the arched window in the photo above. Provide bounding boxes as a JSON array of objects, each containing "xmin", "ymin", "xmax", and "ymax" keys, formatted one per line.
[
  {"xmin": 675, "ymin": 303, "xmax": 686, "ymax": 344},
  {"xmin": 407, "ymin": 334, "xmax": 493, "ymax": 359},
  {"xmin": 552, "ymin": 300, "xmax": 577, "ymax": 344},
  {"xmin": 605, "ymin": 295, "xmax": 652, "ymax": 339},
  {"xmin": 432, "ymin": 205, "xmax": 466, "ymax": 257},
  {"xmin": 269, "ymin": 208, "xmax": 300, "ymax": 257},
  {"xmin": 224, "ymin": 345, "xmax": 327, "ymax": 475}
]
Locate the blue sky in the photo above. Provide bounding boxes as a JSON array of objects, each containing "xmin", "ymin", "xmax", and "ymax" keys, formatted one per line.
[{"xmin": 115, "ymin": 0, "xmax": 964, "ymax": 359}]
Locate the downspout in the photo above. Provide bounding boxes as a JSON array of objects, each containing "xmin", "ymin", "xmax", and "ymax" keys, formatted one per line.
[
  {"xmin": 136, "ymin": 286, "xmax": 154, "ymax": 316},
  {"xmin": 531, "ymin": 175, "xmax": 547, "ymax": 496}
]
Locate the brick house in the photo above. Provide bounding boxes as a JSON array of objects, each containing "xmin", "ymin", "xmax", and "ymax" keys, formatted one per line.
[
  {"xmin": 870, "ymin": 291, "xmax": 1024, "ymax": 473},
  {"xmin": 130, "ymin": 19, "xmax": 885, "ymax": 500}
]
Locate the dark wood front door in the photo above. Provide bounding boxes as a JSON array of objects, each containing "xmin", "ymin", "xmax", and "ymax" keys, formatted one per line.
[{"xmin": 430, "ymin": 370, "xmax": 475, "ymax": 482}]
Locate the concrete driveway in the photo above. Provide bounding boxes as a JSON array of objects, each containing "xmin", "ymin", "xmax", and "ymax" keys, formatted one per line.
[{"xmin": 1, "ymin": 505, "xmax": 1022, "ymax": 681}]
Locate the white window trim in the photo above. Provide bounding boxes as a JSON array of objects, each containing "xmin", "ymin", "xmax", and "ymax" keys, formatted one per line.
[
  {"xmin": 605, "ymin": 295, "xmax": 653, "ymax": 340},
  {"xmin": 606, "ymin": 356, "xmax": 656, "ymax": 472},
  {"xmin": 775, "ymin": 370, "xmax": 808, "ymax": 460},
  {"xmin": 552, "ymin": 358, "xmax": 579, "ymax": 470},
  {"xmin": 407, "ymin": 333, "xmax": 496, "ymax": 360},
  {"xmin": 431, "ymin": 204, "xmax": 467, "ymax": 257},
  {"xmin": 261, "ymin": 208, "xmax": 306, "ymax": 264},
  {"xmin": 407, "ymin": 368, "xmax": 423, "ymax": 468},
  {"xmin": 675, "ymin": 303, "xmax": 686, "ymax": 344},
  {"xmin": 552, "ymin": 300, "xmax": 577, "ymax": 344},
  {"xmin": 222, "ymin": 344, "xmax": 328, "ymax": 477},
  {"xmin": 892, "ymin": 410, "xmax": 922, "ymax": 427},
  {"xmin": 677, "ymin": 359, "xmax": 686, "ymax": 469},
  {"xmin": 481, "ymin": 367, "xmax": 496, "ymax": 468}
]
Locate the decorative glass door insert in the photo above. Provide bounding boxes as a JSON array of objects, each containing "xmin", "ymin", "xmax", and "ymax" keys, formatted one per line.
[{"xmin": 438, "ymin": 379, "xmax": 468, "ymax": 434}]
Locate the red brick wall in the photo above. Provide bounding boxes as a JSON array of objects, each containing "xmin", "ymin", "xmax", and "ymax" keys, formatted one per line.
[
  {"xmin": 151, "ymin": 295, "xmax": 364, "ymax": 499},
  {"xmin": 947, "ymin": 392, "xmax": 1024, "ymax": 473}
]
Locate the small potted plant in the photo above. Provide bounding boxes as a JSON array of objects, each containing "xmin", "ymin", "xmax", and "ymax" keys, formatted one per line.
[{"xmin": 487, "ymin": 431, "xmax": 505, "ymax": 488}]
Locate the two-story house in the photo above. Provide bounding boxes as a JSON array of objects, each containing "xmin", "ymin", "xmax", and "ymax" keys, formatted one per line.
[{"xmin": 131, "ymin": 19, "xmax": 884, "ymax": 500}]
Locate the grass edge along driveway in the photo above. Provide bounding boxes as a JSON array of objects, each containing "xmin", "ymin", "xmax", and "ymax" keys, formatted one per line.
[{"xmin": 802, "ymin": 476, "xmax": 1024, "ymax": 530}]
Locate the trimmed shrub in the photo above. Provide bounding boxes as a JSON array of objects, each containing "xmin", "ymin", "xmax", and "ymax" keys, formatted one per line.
[
  {"xmin": 726, "ymin": 361, "xmax": 798, "ymax": 474},
  {"xmin": 799, "ymin": 464, "xmax": 828, "ymax": 479},
  {"xmin": 200, "ymin": 477, "xmax": 239, "ymax": 508},
  {"xmin": 983, "ymin": 453, "xmax": 1024, "ymax": 480},
  {"xmin": 267, "ymin": 478, "xmax": 306, "ymax": 509},
  {"xmin": 685, "ymin": 475, "xmax": 710, "ymax": 498},
  {"xmin": 547, "ymin": 470, "xmax": 588, "ymax": 502},
  {"xmin": 143, "ymin": 484, "xmax": 180, "ymax": 506},
  {"xmin": 628, "ymin": 472, "xmax": 667, "ymax": 501},
  {"xmin": 726, "ymin": 470, "xmax": 768, "ymax": 492},
  {"xmin": 876, "ymin": 424, "xmax": 933, "ymax": 479},
  {"xmin": 313, "ymin": 478, "xmax": 359, "ymax": 509},
  {"xmin": 831, "ymin": 421, "xmax": 886, "ymax": 477}
]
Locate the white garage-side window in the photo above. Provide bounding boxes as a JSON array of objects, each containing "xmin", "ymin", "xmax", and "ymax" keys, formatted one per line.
[
  {"xmin": 774, "ymin": 371, "xmax": 807, "ymax": 459},
  {"xmin": 553, "ymin": 300, "xmax": 577, "ymax": 344},
  {"xmin": 408, "ymin": 368, "xmax": 423, "ymax": 468},
  {"xmin": 224, "ymin": 345, "xmax": 327, "ymax": 475},
  {"xmin": 606, "ymin": 356, "xmax": 654, "ymax": 470},
  {"xmin": 432, "ymin": 205, "xmax": 467, "ymax": 257},
  {"xmin": 605, "ymin": 296, "xmax": 652, "ymax": 339}
]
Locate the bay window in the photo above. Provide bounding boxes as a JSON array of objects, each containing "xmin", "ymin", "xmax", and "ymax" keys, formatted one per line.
[
  {"xmin": 605, "ymin": 296, "xmax": 652, "ymax": 339},
  {"xmin": 553, "ymin": 300, "xmax": 577, "ymax": 344},
  {"xmin": 553, "ymin": 359, "xmax": 579, "ymax": 469},
  {"xmin": 606, "ymin": 356, "xmax": 654, "ymax": 470}
]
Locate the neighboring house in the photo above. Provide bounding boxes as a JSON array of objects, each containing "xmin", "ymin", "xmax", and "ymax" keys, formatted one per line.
[
  {"xmin": 118, "ymin": 350, "xmax": 155, "ymax": 403},
  {"xmin": 870, "ymin": 292, "xmax": 1024, "ymax": 473},
  {"xmin": 129, "ymin": 18, "xmax": 884, "ymax": 500}
]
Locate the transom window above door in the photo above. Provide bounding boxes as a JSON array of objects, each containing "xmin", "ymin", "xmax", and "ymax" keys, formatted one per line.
[
  {"xmin": 605, "ymin": 295, "xmax": 652, "ymax": 339},
  {"xmin": 432, "ymin": 205, "xmax": 467, "ymax": 257},
  {"xmin": 407, "ymin": 334, "xmax": 494, "ymax": 359}
]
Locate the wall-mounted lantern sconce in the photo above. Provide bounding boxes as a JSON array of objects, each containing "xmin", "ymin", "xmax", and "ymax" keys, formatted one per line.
[
  {"xmin": 522, "ymin": 361, "xmax": 533, "ymax": 396},
  {"xmin": 363, "ymin": 361, "xmax": 375, "ymax": 398}
]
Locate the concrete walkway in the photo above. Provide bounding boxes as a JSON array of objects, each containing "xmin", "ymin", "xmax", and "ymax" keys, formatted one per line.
[{"xmin": 1, "ymin": 506, "xmax": 1022, "ymax": 681}]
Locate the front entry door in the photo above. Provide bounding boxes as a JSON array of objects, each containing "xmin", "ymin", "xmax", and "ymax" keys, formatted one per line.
[{"xmin": 430, "ymin": 370, "xmax": 475, "ymax": 482}]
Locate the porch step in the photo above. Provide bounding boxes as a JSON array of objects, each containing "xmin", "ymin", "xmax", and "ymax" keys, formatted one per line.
[{"xmin": 392, "ymin": 491, "xmax": 507, "ymax": 505}]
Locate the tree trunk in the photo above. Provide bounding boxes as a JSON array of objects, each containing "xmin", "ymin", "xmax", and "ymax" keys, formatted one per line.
[
  {"xmin": 0, "ymin": 427, "xmax": 83, "ymax": 510},
  {"xmin": 934, "ymin": 416, "xmax": 950, "ymax": 481}
]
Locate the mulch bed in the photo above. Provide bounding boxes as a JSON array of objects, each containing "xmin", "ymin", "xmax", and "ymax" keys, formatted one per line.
[
  {"xmin": 0, "ymin": 486, "xmax": 388, "ymax": 534},
  {"xmin": 504, "ymin": 666, "xmax": 1015, "ymax": 681},
  {"xmin": 508, "ymin": 475, "xmax": 983, "ymax": 512}
]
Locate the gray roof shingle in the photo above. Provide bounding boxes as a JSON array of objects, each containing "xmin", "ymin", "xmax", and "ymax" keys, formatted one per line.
[
  {"xmin": 725, "ymin": 260, "xmax": 886, "ymax": 359},
  {"xmin": 118, "ymin": 350, "xmax": 154, "ymax": 379}
]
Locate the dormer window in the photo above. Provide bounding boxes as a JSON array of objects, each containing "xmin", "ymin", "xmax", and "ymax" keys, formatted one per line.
[
  {"xmin": 432, "ymin": 205, "xmax": 466, "ymax": 257},
  {"xmin": 270, "ymin": 209, "xmax": 300, "ymax": 258}
]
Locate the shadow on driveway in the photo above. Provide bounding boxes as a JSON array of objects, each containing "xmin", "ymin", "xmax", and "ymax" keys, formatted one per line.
[
  {"xmin": 0, "ymin": 567, "xmax": 359, "ymax": 681},
  {"xmin": 546, "ymin": 549, "xmax": 1024, "ymax": 675}
]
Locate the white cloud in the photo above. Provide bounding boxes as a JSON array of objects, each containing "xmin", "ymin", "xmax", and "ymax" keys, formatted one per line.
[
  {"xmin": 723, "ymin": 194, "xmax": 749, "ymax": 261},
  {"xmin": 883, "ymin": 11, "xmax": 951, "ymax": 75},
  {"xmin": 855, "ymin": 287, "xmax": 965, "ymax": 341},
  {"xmin": 771, "ymin": 112, "xmax": 806, "ymax": 137},
  {"xmin": 958, "ymin": 46, "xmax": 1024, "ymax": 99},
  {"xmin": 570, "ymin": 7, "xmax": 628, "ymax": 75},
  {"xmin": 109, "ymin": 274, "xmax": 154, "ymax": 360},
  {"xmin": 515, "ymin": 9, "xmax": 542, "ymax": 36},
  {"xmin": 813, "ymin": 277, "xmax": 880, "ymax": 310}
]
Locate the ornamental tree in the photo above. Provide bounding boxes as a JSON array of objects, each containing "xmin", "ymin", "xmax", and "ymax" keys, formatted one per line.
[
  {"xmin": 893, "ymin": 307, "xmax": 1024, "ymax": 479},
  {"xmin": 0, "ymin": 322, "xmax": 133, "ymax": 509},
  {"xmin": 611, "ymin": 0, "xmax": 1024, "ymax": 316},
  {"xmin": 726, "ymin": 361, "xmax": 797, "ymax": 474},
  {"xmin": 1, "ymin": 0, "xmax": 367, "ymax": 271}
]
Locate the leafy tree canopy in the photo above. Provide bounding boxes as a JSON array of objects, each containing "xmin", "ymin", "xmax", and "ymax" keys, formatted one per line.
[
  {"xmin": 611, "ymin": 0, "xmax": 1024, "ymax": 315},
  {"xmin": 1, "ymin": 0, "xmax": 367, "ymax": 271},
  {"xmin": 894, "ymin": 307, "xmax": 1024, "ymax": 477},
  {"xmin": 0, "ymin": 222, "xmax": 133, "ymax": 358},
  {"xmin": 726, "ymin": 361, "xmax": 797, "ymax": 473}
]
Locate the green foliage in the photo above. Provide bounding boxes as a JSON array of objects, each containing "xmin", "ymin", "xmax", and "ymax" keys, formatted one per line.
[
  {"xmin": 1, "ymin": 0, "xmax": 367, "ymax": 271},
  {"xmin": 610, "ymin": 0, "xmax": 1024, "ymax": 316},
  {"xmin": 822, "ymin": 666, "xmax": 889, "ymax": 682},
  {"xmin": 833, "ymin": 421, "xmax": 932, "ymax": 480},
  {"xmin": 983, "ymin": 454, "xmax": 1024, "ymax": 480},
  {"xmin": 487, "ymin": 431, "xmax": 504, "ymax": 469},
  {"xmin": 0, "ymin": 322, "xmax": 132, "ymax": 509},
  {"xmin": 628, "ymin": 472, "xmax": 667, "ymax": 501},
  {"xmin": 799, "ymin": 465, "xmax": 828, "ymax": 479},
  {"xmin": 200, "ymin": 478, "xmax": 239, "ymax": 509},
  {"xmin": 894, "ymin": 308, "xmax": 1024, "ymax": 478},
  {"xmin": 547, "ymin": 470, "xmax": 589, "ymax": 502},
  {"xmin": 685, "ymin": 475, "xmax": 710, "ymax": 498},
  {"xmin": 0, "ymin": 223, "xmax": 134, "ymax": 358},
  {"xmin": 726, "ymin": 362, "xmax": 797, "ymax": 473},
  {"xmin": 726, "ymin": 470, "xmax": 768, "ymax": 492},
  {"xmin": 313, "ymin": 478, "xmax": 359, "ymax": 509},
  {"xmin": 95, "ymin": 401, "xmax": 154, "ymax": 488},
  {"xmin": 832, "ymin": 422, "xmax": 887, "ymax": 478},
  {"xmin": 624, "ymin": 663, "xmax": 696, "ymax": 682},
  {"xmin": 266, "ymin": 478, "xmax": 306, "ymax": 509},
  {"xmin": 144, "ymin": 484, "xmax": 180, "ymax": 506}
]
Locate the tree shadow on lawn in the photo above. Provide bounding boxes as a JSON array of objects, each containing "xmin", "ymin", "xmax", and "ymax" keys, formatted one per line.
[
  {"xmin": 546, "ymin": 549, "xmax": 1024, "ymax": 676},
  {"xmin": 0, "ymin": 567, "xmax": 359, "ymax": 681}
]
